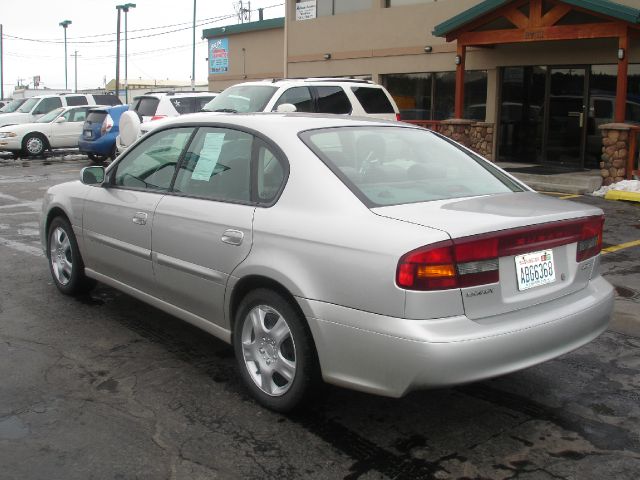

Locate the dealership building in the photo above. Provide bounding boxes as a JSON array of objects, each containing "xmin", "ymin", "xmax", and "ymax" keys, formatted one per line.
[{"xmin": 204, "ymin": 0, "xmax": 640, "ymax": 181}]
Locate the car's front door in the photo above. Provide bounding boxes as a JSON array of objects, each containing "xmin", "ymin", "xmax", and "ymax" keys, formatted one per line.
[
  {"xmin": 82, "ymin": 127, "xmax": 195, "ymax": 293},
  {"xmin": 49, "ymin": 108, "xmax": 89, "ymax": 148},
  {"xmin": 151, "ymin": 127, "xmax": 286, "ymax": 329}
]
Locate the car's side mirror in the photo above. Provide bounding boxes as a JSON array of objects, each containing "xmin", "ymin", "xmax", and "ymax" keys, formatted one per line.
[
  {"xmin": 81, "ymin": 166, "xmax": 105, "ymax": 185},
  {"xmin": 275, "ymin": 103, "xmax": 297, "ymax": 113},
  {"xmin": 54, "ymin": 117, "xmax": 66, "ymax": 123}
]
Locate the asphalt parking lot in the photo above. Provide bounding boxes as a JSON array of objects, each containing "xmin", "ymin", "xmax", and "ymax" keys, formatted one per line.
[{"xmin": 1, "ymin": 154, "xmax": 639, "ymax": 480}]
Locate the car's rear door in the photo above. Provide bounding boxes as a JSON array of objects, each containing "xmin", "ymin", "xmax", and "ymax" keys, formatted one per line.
[
  {"xmin": 151, "ymin": 127, "xmax": 286, "ymax": 327},
  {"xmin": 82, "ymin": 126, "xmax": 195, "ymax": 293}
]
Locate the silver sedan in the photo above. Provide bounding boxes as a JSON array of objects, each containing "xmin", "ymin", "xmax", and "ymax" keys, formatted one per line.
[{"xmin": 41, "ymin": 113, "xmax": 614, "ymax": 412}]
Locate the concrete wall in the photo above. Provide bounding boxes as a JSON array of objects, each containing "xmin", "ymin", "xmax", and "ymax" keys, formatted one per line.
[{"xmin": 207, "ymin": 27, "xmax": 284, "ymax": 92}]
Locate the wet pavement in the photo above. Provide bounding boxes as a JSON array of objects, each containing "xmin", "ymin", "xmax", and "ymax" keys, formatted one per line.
[{"xmin": 1, "ymin": 155, "xmax": 639, "ymax": 480}]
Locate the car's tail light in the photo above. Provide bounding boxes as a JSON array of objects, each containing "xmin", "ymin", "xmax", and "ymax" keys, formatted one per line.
[
  {"xmin": 395, "ymin": 113, "xmax": 401, "ymax": 121},
  {"xmin": 100, "ymin": 114, "xmax": 114, "ymax": 135},
  {"xmin": 151, "ymin": 115, "xmax": 167, "ymax": 121},
  {"xmin": 397, "ymin": 215, "xmax": 605, "ymax": 291}
]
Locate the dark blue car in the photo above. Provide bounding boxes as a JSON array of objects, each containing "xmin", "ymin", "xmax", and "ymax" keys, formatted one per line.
[{"xmin": 78, "ymin": 104, "xmax": 128, "ymax": 163}]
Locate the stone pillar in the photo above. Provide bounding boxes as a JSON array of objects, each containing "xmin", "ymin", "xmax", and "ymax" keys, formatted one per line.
[
  {"xmin": 599, "ymin": 123, "xmax": 631, "ymax": 186},
  {"xmin": 439, "ymin": 119, "xmax": 474, "ymax": 148},
  {"xmin": 438, "ymin": 119, "xmax": 494, "ymax": 160},
  {"xmin": 469, "ymin": 122, "xmax": 494, "ymax": 161}
]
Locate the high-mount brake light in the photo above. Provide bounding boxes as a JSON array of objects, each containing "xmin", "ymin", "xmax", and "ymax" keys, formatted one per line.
[
  {"xmin": 151, "ymin": 115, "xmax": 167, "ymax": 121},
  {"xmin": 396, "ymin": 215, "xmax": 605, "ymax": 291}
]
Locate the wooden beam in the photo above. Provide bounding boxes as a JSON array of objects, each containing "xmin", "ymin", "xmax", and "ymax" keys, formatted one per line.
[
  {"xmin": 458, "ymin": 22, "xmax": 627, "ymax": 46},
  {"xmin": 504, "ymin": 8, "xmax": 529, "ymax": 29},
  {"xmin": 446, "ymin": 0, "xmax": 529, "ymax": 42},
  {"xmin": 541, "ymin": 4, "xmax": 572, "ymax": 27},
  {"xmin": 455, "ymin": 44, "xmax": 466, "ymax": 119},
  {"xmin": 530, "ymin": 0, "xmax": 543, "ymax": 27},
  {"xmin": 615, "ymin": 30, "xmax": 629, "ymax": 123}
]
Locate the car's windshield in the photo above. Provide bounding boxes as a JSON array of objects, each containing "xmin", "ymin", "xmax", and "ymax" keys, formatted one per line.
[
  {"xmin": 201, "ymin": 85, "xmax": 277, "ymax": 113},
  {"xmin": 301, "ymin": 126, "xmax": 524, "ymax": 207},
  {"xmin": 17, "ymin": 98, "xmax": 39, "ymax": 113},
  {"xmin": 0, "ymin": 99, "xmax": 26, "ymax": 113},
  {"xmin": 37, "ymin": 108, "xmax": 65, "ymax": 123}
]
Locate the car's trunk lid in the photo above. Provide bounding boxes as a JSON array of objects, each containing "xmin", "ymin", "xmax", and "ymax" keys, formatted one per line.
[{"xmin": 374, "ymin": 192, "xmax": 604, "ymax": 320}]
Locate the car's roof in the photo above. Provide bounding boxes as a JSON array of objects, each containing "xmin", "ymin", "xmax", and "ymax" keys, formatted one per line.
[
  {"xmin": 157, "ymin": 112, "xmax": 415, "ymax": 133},
  {"xmin": 228, "ymin": 79, "xmax": 384, "ymax": 88}
]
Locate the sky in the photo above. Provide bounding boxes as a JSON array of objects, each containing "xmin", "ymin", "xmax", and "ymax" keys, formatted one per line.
[{"xmin": 0, "ymin": 0, "xmax": 285, "ymax": 97}]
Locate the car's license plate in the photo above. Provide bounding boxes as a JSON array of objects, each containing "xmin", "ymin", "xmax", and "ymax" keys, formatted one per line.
[
  {"xmin": 84, "ymin": 131, "xmax": 92, "ymax": 138},
  {"xmin": 515, "ymin": 249, "xmax": 556, "ymax": 291}
]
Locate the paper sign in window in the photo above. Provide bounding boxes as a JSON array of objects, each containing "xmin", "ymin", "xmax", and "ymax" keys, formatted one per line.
[{"xmin": 191, "ymin": 133, "xmax": 225, "ymax": 181}]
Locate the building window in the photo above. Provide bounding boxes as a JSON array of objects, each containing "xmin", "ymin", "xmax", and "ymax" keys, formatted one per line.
[
  {"xmin": 296, "ymin": 0, "xmax": 370, "ymax": 18},
  {"xmin": 382, "ymin": 71, "xmax": 487, "ymax": 121}
]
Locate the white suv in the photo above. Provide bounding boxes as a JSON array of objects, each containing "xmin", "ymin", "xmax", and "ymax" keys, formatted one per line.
[{"xmin": 202, "ymin": 78, "xmax": 399, "ymax": 120}]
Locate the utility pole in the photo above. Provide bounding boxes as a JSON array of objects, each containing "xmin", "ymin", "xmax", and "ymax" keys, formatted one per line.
[
  {"xmin": 191, "ymin": 0, "xmax": 196, "ymax": 91},
  {"xmin": 115, "ymin": 6, "xmax": 122, "ymax": 100},
  {"xmin": 73, "ymin": 51, "xmax": 79, "ymax": 93},
  {"xmin": 1, "ymin": 24, "xmax": 4, "ymax": 100},
  {"xmin": 59, "ymin": 20, "xmax": 72, "ymax": 91}
]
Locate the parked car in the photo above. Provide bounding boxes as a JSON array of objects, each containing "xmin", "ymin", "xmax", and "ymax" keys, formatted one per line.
[
  {"xmin": 41, "ymin": 113, "xmax": 613, "ymax": 412},
  {"xmin": 78, "ymin": 104, "xmax": 129, "ymax": 163},
  {"xmin": 0, "ymin": 98, "xmax": 28, "ymax": 114},
  {"xmin": 202, "ymin": 78, "xmax": 400, "ymax": 120},
  {"xmin": 0, "ymin": 105, "xmax": 101, "ymax": 157},
  {"xmin": 0, "ymin": 93, "xmax": 120, "ymax": 128},
  {"xmin": 115, "ymin": 91, "xmax": 217, "ymax": 153}
]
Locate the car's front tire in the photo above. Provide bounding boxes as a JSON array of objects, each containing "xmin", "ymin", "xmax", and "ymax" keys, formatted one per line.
[
  {"xmin": 233, "ymin": 288, "xmax": 320, "ymax": 412},
  {"xmin": 22, "ymin": 133, "xmax": 48, "ymax": 157},
  {"xmin": 47, "ymin": 216, "xmax": 95, "ymax": 295}
]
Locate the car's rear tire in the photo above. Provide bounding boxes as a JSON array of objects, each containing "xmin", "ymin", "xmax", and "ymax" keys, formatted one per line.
[
  {"xmin": 233, "ymin": 288, "xmax": 320, "ymax": 412},
  {"xmin": 22, "ymin": 133, "xmax": 48, "ymax": 157},
  {"xmin": 47, "ymin": 216, "xmax": 95, "ymax": 295},
  {"xmin": 87, "ymin": 153, "xmax": 107, "ymax": 164}
]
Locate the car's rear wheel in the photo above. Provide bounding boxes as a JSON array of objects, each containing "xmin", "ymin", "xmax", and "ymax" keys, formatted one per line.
[
  {"xmin": 233, "ymin": 288, "xmax": 319, "ymax": 412},
  {"xmin": 22, "ymin": 133, "xmax": 48, "ymax": 157},
  {"xmin": 47, "ymin": 216, "xmax": 95, "ymax": 295},
  {"xmin": 87, "ymin": 153, "xmax": 107, "ymax": 164}
]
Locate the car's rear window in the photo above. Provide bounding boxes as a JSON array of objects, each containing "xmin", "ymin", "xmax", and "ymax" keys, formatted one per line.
[
  {"xmin": 135, "ymin": 97, "xmax": 160, "ymax": 116},
  {"xmin": 351, "ymin": 87, "xmax": 395, "ymax": 114},
  {"xmin": 86, "ymin": 111, "xmax": 107, "ymax": 124},
  {"xmin": 300, "ymin": 126, "xmax": 523, "ymax": 207}
]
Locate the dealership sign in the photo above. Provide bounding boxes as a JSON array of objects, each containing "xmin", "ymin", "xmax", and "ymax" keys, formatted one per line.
[
  {"xmin": 209, "ymin": 38, "xmax": 229, "ymax": 75},
  {"xmin": 296, "ymin": 0, "xmax": 316, "ymax": 21}
]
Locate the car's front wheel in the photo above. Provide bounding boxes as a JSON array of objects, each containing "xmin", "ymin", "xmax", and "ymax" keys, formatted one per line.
[
  {"xmin": 22, "ymin": 133, "xmax": 48, "ymax": 157},
  {"xmin": 233, "ymin": 288, "xmax": 320, "ymax": 412},
  {"xmin": 47, "ymin": 216, "xmax": 95, "ymax": 295}
]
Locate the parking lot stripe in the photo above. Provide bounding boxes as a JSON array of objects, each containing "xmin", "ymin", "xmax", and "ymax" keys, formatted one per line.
[
  {"xmin": 558, "ymin": 194, "xmax": 581, "ymax": 200},
  {"xmin": 0, "ymin": 236, "xmax": 43, "ymax": 257},
  {"xmin": 602, "ymin": 239, "xmax": 640, "ymax": 255}
]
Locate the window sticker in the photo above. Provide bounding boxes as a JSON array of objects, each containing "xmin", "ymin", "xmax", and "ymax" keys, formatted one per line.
[{"xmin": 191, "ymin": 133, "xmax": 225, "ymax": 181}]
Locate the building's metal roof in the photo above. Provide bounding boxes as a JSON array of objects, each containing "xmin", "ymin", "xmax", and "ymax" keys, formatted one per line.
[
  {"xmin": 433, "ymin": 0, "xmax": 640, "ymax": 37},
  {"xmin": 203, "ymin": 17, "xmax": 284, "ymax": 39}
]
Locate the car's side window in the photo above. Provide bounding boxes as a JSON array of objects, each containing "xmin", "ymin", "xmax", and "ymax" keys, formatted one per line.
[
  {"xmin": 273, "ymin": 87, "xmax": 314, "ymax": 113},
  {"xmin": 70, "ymin": 108, "xmax": 87, "ymax": 122},
  {"xmin": 60, "ymin": 110, "xmax": 73, "ymax": 121},
  {"xmin": 112, "ymin": 127, "xmax": 195, "ymax": 191},
  {"xmin": 65, "ymin": 96, "xmax": 88, "ymax": 106},
  {"xmin": 315, "ymin": 86, "xmax": 352, "ymax": 114},
  {"xmin": 34, "ymin": 97, "xmax": 63, "ymax": 115},
  {"xmin": 173, "ymin": 127, "xmax": 253, "ymax": 203},
  {"xmin": 256, "ymin": 139, "xmax": 286, "ymax": 203}
]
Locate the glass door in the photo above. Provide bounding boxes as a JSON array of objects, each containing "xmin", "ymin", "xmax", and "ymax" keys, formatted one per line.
[{"xmin": 545, "ymin": 67, "xmax": 587, "ymax": 166}]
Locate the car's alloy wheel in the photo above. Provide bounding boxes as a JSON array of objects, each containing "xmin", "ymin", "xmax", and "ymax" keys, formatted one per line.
[
  {"xmin": 47, "ymin": 217, "xmax": 95, "ymax": 295},
  {"xmin": 24, "ymin": 134, "xmax": 46, "ymax": 156},
  {"xmin": 234, "ymin": 289, "xmax": 319, "ymax": 412}
]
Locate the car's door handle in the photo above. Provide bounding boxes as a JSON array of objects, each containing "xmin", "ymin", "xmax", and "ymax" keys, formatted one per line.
[
  {"xmin": 132, "ymin": 212, "xmax": 148, "ymax": 225},
  {"xmin": 221, "ymin": 229, "xmax": 244, "ymax": 246}
]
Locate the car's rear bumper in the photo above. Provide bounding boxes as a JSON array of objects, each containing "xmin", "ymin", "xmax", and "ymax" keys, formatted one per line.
[
  {"xmin": 78, "ymin": 135, "xmax": 115, "ymax": 155},
  {"xmin": 300, "ymin": 275, "xmax": 614, "ymax": 398}
]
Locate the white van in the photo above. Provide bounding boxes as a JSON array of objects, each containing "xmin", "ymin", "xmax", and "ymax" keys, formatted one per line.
[{"xmin": 0, "ymin": 94, "xmax": 121, "ymax": 128}]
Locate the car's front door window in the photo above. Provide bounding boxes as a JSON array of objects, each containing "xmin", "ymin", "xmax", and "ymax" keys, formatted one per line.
[{"xmin": 112, "ymin": 127, "xmax": 195, "ymax": 191}]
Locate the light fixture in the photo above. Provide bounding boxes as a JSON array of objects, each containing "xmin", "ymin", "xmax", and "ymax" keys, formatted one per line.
[
  {"xmin": 424, "ymin": 46, "xmax": 433, "ymax": 53},
  {"xmin": 455, "ymin": 55, "xmax": 462, "ymax": 65},
  {"xmin": 618, "ymin": 48, "xmax": 625, "ymax": 60},
  {"xmin": 323, "ymin": 53, "xmax": 331, "ymax": 60}
]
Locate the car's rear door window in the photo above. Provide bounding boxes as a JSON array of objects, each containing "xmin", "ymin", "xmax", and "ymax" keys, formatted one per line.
[
  {"xmin": 113, "ymin": 127, "xmax": 195, "ymax": 191},
  {"xmin": 351, "ymin": 87, "xmax": 395, "ymax": 113},
  {"xmin": 66, "ymin": 96, "xmax": 88, "ymax": 106},
  {"xmin": 273, "ymin": 87, "xmax": 314, "ymax": 112},
  {"xmin": 315, "ymin": 86, "xmax": 351, "ymax": 114},
  {"xmin": 301, "ymin": 126, "xmax": 523, "ymax": 207}
]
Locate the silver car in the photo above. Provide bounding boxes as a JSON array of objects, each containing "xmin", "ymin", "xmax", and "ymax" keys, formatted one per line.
[{"xmin": 41, "ymin": 113, "xmax": 614, "ymax": 412}]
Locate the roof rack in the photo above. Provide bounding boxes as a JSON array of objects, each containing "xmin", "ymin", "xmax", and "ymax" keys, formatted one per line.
[{"xmin": 303, "ymin": 77, "xmax": 373, "ymax": 84}]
